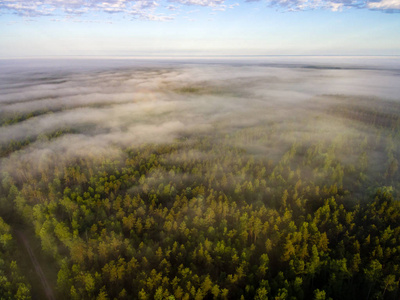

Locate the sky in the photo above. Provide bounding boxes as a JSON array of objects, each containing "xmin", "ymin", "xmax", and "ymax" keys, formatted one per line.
[{"xmin": 0, "ymin": 0, "xmax": 400, "ymax": 57}]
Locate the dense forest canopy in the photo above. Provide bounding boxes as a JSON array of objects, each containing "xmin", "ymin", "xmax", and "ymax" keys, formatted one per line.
[{"xmin": 1, "ymin": 58, "xmax": 400, "ymax": 299}]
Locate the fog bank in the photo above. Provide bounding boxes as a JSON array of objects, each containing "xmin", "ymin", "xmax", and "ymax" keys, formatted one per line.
[{"xmin": 1, "ymin": 57, "xmax": 399, "ymax": 177}]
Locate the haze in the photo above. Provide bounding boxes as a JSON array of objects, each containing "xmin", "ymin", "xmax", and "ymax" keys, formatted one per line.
[{"xmin": 1, "ymin": 56, "xmax": 399, "ymax": 180}]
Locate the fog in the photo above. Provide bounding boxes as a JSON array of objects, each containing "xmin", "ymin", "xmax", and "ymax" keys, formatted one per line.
[{"xmin": 1, "ymin": 57, "xmax": 400, "ymax": 178}]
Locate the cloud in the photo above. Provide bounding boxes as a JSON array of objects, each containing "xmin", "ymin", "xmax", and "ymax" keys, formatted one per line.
[
  {"xmin": 140, "ymin": 13, "xmax": 175, "ymax": 20},
  {"xmin": 0, "ymin": 1, "xmax": 55, "ymax": 16},
  {"xmin": 1, "ymin": 58, "xmax": 400, "ymax": 182},
  {"xmin": 248, "ymin": 0, "xmax": 400, "ymax": 12},
  {"xmin": 212, "ymin": 4, "xmax": 226, "ymax": 11},
  {"xmin": 368, "ymin": 0, "xmax": 400, "ymax": 11},
  {"xmin": 1, "ymin": 0, "xmax": 397, "ymax": 21},
  {"xmin": 0, "ymin": 0, "xmax": 166, "ymax": 20},
  {"xmin": 165, "ymin": 4, "xmax": 179, "ymax": 10},
  {"xmin": 0, "ymin": 0, "xmax": 234, "ymax": 21},
  {"xmin": 170, "ymin": 0, "xmax": 224, "ymax": 7}
]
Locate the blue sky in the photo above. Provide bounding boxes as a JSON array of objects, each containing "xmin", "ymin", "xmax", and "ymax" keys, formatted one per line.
[{"xmin": 0, "ymin": 0, "xmax": 399, "ymax": 57}]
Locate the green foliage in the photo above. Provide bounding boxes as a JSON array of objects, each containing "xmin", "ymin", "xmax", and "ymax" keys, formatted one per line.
[
  {"xmin": 2, "ymin": 99, "xmax": 400, "ymax": 299},
  {"xmin": 0, "ymin": 218, "xmax": 31, "ymax": 299}
]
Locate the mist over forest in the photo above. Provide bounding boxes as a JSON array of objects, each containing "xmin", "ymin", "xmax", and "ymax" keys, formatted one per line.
[
  {"xmin": 1, "ymin": 57, "xmax": 400, "ymax": 300},
  {"xmin": 2, "ymin": 58, "xmax": 399, "ymax": 167}
]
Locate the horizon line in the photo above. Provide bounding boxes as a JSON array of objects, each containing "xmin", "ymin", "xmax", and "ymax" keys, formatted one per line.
[{"xmin": 1, "ymin": 54, "xmax": 400, "ymax": 60}]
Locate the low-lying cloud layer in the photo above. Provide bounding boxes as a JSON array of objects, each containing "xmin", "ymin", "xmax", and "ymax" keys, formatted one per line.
[
  {"xmin": 0, "ymin": 0, "xmax": 398, "ymax": 21},
  {"xmin": 1, "ymin": 57, "xmax": 400, "ymax": 177}
]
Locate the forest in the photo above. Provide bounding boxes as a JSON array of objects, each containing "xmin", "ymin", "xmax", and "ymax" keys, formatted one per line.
[{"xmin": 0, "ymin": 58, "xmax": 400, "ymax": 299}]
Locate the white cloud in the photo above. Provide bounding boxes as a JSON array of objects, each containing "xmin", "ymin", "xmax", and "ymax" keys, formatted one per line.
[
  {"xmin": 142, "ymin": 13, "xmax": 174, "ymax": 20},
  {"xmin": 329, "ymin": 2, "xmax": 344, "ymax": 11},
  {"xmin": 0, "ymin": 0, "xmax": 398, "ymax": 22},
  {"xmin": 0, "ymin": 1, "xmax": 55, "ymax": 16},
  {"xmin": 166, "ymin": 4, "xmax": 179, "ymax": 10},
  {"xmin": 0, "ymin": 0, "xmax": 163, "ymax": 18},
  {"xmin": 260, "ymin": 0, "xmax": 400, "ymax": 12},
  {"xmin": 170, "ymin": 0, "xmax": 224, "ymax": 7},
  {"xmin": 212, "ymin": 4, "xmax": 226, "ymax": 10},
  {"xmin": 368, "ymin": 0, "xmax": 400, "ymax": 10}
]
